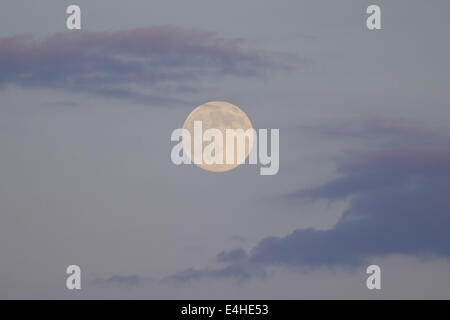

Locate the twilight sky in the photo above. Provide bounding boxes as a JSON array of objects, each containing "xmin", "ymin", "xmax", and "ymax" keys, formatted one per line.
[{"xmin": 1, "ymin": 0, "xmax": 450, "ymax": 298}]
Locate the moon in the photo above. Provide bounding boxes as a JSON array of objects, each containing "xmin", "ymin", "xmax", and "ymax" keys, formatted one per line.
[{"xmin": 182, "ymin": 101, "xmax": 254, "ymax": 172}]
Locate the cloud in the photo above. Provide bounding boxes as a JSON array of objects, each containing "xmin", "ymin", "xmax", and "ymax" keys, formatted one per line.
[
  {"xmin": 0, "ymin": 26, "xmax": 280, "ymax": 105},
  {"xmin": 217, "ymin": 248, "xmax": 247, "ymax": 263},
  {"xmin": 304, "ymin": 116, "xmax": 446, "ymax": 146},
  {"xmin": 95, "ymin": 274, "xmax": 146, "ymax": 287},
  {"xmin": 164, "ymin": 265, "xmax": 265, "ymax": 283},
  {"xmin": 165, "ymin": 118, "xmax": 450, "ymax": 281},
  {"xmin": 252, "ymin": 146, "xmax": 450, "ymax": 267}
]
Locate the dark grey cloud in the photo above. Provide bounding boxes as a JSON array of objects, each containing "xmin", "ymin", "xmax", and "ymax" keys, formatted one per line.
[
  {"xmin": 252, "ymin": 146, "xmax": 450, "ymax": 267},
  {"xmin": 0, "ymin": 26, "xmax": 281, "ymax": 105},
  {"xmin": 166, "ymin": 118, "xmax": 450, "ymax": 281}
]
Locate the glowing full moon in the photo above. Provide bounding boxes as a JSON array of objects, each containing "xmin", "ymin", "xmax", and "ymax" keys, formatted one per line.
[{"xmin": 182, "ymin": 101, "xmax": 253, "ymax": 172}]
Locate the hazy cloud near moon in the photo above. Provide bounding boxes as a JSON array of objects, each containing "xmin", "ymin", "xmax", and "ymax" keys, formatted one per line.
[{"xmin": 0, "ymin": 26, "xmax": 286, "ymax": 105}]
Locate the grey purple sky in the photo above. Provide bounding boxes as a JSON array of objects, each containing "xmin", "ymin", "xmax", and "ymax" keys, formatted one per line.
[{"xmin": 1, "ymin": 0, "xmax": 450, "ymax": 298}]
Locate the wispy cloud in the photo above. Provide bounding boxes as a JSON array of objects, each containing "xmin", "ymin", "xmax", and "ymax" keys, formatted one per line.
[
  {"xmin": 0, "ymin": 26, "xmax": 282, "ymax": 105},
  {"xmin": 94, "ymin": 274, "xmax": 149, "ymax": 287},
  {"xmin": 164, "ymin": 265, "xmax": 265, "ymax": 283},
  {"xmin": 303, "ymin": 116, "xmax": 446, "ymax": 146}
]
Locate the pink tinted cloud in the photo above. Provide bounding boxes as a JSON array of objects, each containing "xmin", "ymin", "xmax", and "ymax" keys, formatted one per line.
[{"xmin": 0, "ymin": 26, "xmax": 278, "ymax": 104}]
